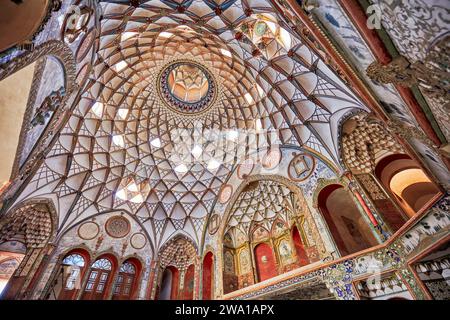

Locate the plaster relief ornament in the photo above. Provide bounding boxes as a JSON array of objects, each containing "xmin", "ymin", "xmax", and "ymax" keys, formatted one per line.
[
  {"xmin": 208, "ymin": 214, "xmax": 220, "ymax": 235},
  {"xmin": 288, "ymin": 153, "xmax": 315, "ymax": 181},
  {"xmin": 77, "ymin": 221, "xmax": 100, "ymax": 240},
  {"xmin": 5, "ymin": 0, "xmax": 380, "ymax": 283},
  {"xmin": 130, "ymin": 233, "xmax": 147, "ymax": 250},
  {"xmin": 105, "ymin": 216, "xmax": 130, "ymax": 239},
  {"xmin": 218, "ymin": 184, "xmax": 233, "ymax": 204},
  {"xmin": 61, "ymin": 4, "xmax": 93, "ymax": 44},
  {"xmin": 262, "ymin": 147, "xmax": 282, "ymax": 169},
  {"xmin": 237, "ymin": 158, "xmax": 255, "ymax": 179}
]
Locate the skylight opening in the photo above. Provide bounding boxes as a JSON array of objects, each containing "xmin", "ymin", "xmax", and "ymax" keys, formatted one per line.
[
  {"xmin": 255, "ymin": 119, "xmax": 263, "ymax": 131},
  {"xmin": 114, "ymin": 60, "xmax": 128, "ymax": 72},
  {"xmin": 207, "ymin": 159, "xmax": 221, "ymax": 170},
  {"xmin": 220, "ymin": 48, "xmax": 232, "ymax": 58},
  {"xmin": 191, "ymin": 145, "xmax": 203, "ymax": 158},
  {"xmin": 159, "ymin": 31, "xmax": 174, "ymax": 38},
  {"xmin": 127, "ymin": 182, "xmax": 139, "ymax": 192},
  {"xmin": 117, "ymin": 108, "xmax": 129, "ymax": 120},
  {"xmin": 121, "ymin": 31, "xmax": 138, "ymax": 42},
  {"xmin": 116, "ymin": 188, "xmax": 127, "ymax": 201},
  {"xmin": 226, "ymin": 130, "xmax": 239, "ymax": 141},
  {"xmin": 91, "ymin": 102, "xmax": 104, "ymax": 118},
  {"xmin": 150, "ymin": 138, "xmax": 161, "ymax": 148},
  {"xmin": 244, "ymin": 92, "xmax": 254, "ymax": 104},
  {"xmin": 175, "ymin": 163, "xmax": 188, "ymax": 173},
  {"xmin": 112, "ymin": 135, "xmax": 125, "ymax": 148}
]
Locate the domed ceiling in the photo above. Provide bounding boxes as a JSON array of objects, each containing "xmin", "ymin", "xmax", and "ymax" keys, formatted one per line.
[{"xmin": 18, "ymin": 0, "xmax": 369, "ymax": 250}]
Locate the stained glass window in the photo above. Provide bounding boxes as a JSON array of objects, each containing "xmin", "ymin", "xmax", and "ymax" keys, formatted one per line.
[
  {"xmin": 119, "ymin": 262, "xmax": 136, "ymax": 274},
  {"xmin": 91, "ymin": 258, "xmax": 112, "ymax": 270},
  {"xmin": 62, "ymin": 254, "xmax": 85, "ymax": 267}
]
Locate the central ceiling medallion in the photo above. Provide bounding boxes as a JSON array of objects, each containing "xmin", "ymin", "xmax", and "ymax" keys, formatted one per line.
[{"xmin": 158, "ymin": 61, "xmax": 217, "ymax": 115}]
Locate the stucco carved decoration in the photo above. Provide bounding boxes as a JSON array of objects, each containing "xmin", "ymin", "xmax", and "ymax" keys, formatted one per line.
[
  {"xmin": 341, "ymin": 114, "xmax": 404, "ymax": 174},
  {"xmin": 367, "ymin": 36, "xmax": 450, "ymax": 112}
]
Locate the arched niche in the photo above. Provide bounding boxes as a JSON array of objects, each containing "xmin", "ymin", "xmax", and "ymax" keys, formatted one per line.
[
  {"xmin": 158, "ymin": 266, "xmax": 179, "ymax": 300},
  {"xmin": 340, "ymin": 113, "xmax": 442, "ymax": 233},
  {"xmin": 375, "ymin": 154, "xmax": 441, "ymax": 217},
  {"xmin": 317, "ymin": 184, "xmax": 378, "ymax": 257},
  {"xmin": 0, "ymin": 198, "xmax": 57, "ymax": 299},
  {"xmin": 254, "ymin": 242, "xmax": 277, "ymax": 282},
  {"xmin": 220, "ymin": 175, "xmax": 327, "ymax": 294},
  {"xmin": 291, "ymin": 226, "xmax": 309, "ymax": 267},
  {"xmin": 183, "ymin": 264, "xmax": 195, "ymax": 300},
  {"xmin": 202, "ymin": 251, "xmax": 214, "ymax": 300},
  {"xmin": 157, "ymin": 235, "xmax": 197, "ymax": 300}
]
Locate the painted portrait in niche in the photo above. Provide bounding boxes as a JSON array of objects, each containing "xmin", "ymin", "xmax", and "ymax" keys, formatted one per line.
[
  {"xmin": 288, "ymin": 153, "xmax": 315, "ymax": 182},
  {"xmin": 279, "ymin": 239, "xmax": 294, "ymax": 264},
  {"xmin": 253, "ymin": 226, "xmax": 269, "ymax": 242},
  {"xmin": 224, "ymin": 233, "xmax": 233, "ymax": 247},
  {"xmin": 342, "ymin": 216, "xmax": 367, "ymax": 246},
  {"xmin": 239, "ymin": 248, "xmax": 251, "ymax": 274},
  {"xmin": 272, "ymin": 221, "xmax": 286, "ymax": 237},
  {"xmin": 235, "ymin": 229, "xmax": 247, "ymax": 248},
  {"xmin": 224, "ymin": 251, "xmax": 234, "ymax": 274}
]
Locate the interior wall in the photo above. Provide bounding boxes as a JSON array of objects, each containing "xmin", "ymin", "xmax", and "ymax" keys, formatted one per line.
[{"xmin": 0, "ymin": 62, "xmax": 36, "ymax": 186}]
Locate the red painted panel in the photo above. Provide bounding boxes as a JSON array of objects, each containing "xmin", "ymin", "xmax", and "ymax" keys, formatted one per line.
[
  {"xmin": 169, "ymin": 266, "xmax": 179, "ymax": 300},
  {"xmin": 202, "ymin": 252, "xmax": 213, "ymax": 300},
  {"xmin": 183, "ymin": 264, "xmax": 195, "ymax": 300},
  {"xmin": 292, "ymin": 227, "xmax": 309, "ymax": 266},
  {"xmin": 254, "ymin": 243, "xmax": 277, "ymax": 282}
]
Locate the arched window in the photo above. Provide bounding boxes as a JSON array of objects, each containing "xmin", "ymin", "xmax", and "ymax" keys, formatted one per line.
[
  {"xmin": 112, "ymin": 261, "xmax": 138, "ymax": 300},
  {"xmin": 318, "ymin": 184, "xmax": 378, "ymax": 257},
  {"xmin": 254, "ymin": 243, "xmax": 278, "ymax": 282},
  {"xmin": 375, "ymin": 154, "xmax": 441, "ymax": 221},
  {"xmin": 81, "ymin": 257, "xmax": 113, "ymax": 300},
  {"xmin": 0, "ymin": 253, "xmax": 24, "ymax": 297},
  {"xmin": 56, "ymin": 253, "xmax": 86, "ymax": 300},
  {"xmin": 202, "ymin": 252, "xmax": 214, "ymax": 300}
]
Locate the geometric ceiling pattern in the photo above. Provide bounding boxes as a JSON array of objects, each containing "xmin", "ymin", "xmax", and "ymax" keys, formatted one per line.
[
  {"xmin": 224, "ymin": 180, "xmax": 297, "ymax": 248},
  {"xmin": 22, "ymin": 0, "xmax": 369, "ymax": 250}
]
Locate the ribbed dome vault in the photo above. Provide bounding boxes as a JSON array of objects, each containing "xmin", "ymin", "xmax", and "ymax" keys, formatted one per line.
[{"xmin": 23, "ymin": 0, "xmax": 368, "ymax": 249}]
